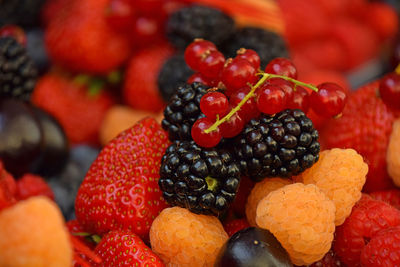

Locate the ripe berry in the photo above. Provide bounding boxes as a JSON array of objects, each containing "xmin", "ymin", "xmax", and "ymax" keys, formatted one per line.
[
  {"xmin": 229, "ymin": 87, "xmax": 260, "ymax": 122},
  {"xmin": 265, "ymin": 78, "xmax": 294, "ymax": 104},
  {"xmin": 221, "ymin": 58, "xmax": 258, "ymax": 95},
  {"xmin": 256, "ymin": 84, "xmax": 287, "ymax": 115},
  {"xmin": 310, "ymin": 83, "xmax": 347, "ymax": 118},
  {"xmin": 184, "ymin": 40, "xmax": 217, "ymax": 71},
  {"xmin": 288, "ymin": 86, "xmax": 310, "ymax": 113},
  {"xmin": 191, "ymin": 117, "xmax": 221, "ymax": 148},
  {"xmin": 379, "ymin": 72, "xmax": 400, "ymax": 110},
  {"xmin": 105, "ymin": 0, "xmax": 136, "ymax": 31},
  {"xmin": 236, "ymin": 48, "xmax": 261, "ymax": 70},
  {"xmin": 220, "ymin": 110, "xmax": 245, "ymax": 138},
  {"xmin": 265, "ymin": 58, "xmax": 297, "ymax": 79},
  {"xmin": 197, "ymin": 50, "xmax": 225, "ymax": 80},
  {"xmin": 132, "ymin": 15, "xmax": 164, "ymax": 46},
  {"xmin": 200, "ymin": 92, "xmax": 229, "ymax": 119}
]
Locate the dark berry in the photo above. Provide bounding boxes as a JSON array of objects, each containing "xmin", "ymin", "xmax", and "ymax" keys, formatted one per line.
[
  {"xmin": 166, "ymin": 5, "xmax": 235, "ymax": 50},
  {"xmin": 159, "ymin": 140, "xmax": 241, "ymax": 216},
  {"xmin": 234, "ymin": 109, "xmax": 320, "ymax": 181},
  {"xmin": 157, "ymin": 53, "xmax": 194, "ymax": 102},
  {"xmin": 221, "ymin": 27, "xmax": 289, "ymax": 68},
  {"xmin": 162, "ymin": 82, "xmax": 208, "ymax": 141},
  {"xmin": 0, "ymin": 0, "xmax": 46, "ymax": 28},
  {"xmin": 0, "ymin": 37, "xmax": 38, "ymax": 101}
]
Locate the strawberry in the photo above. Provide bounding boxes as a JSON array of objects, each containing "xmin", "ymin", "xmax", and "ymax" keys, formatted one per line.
[
  {"xmin": 320, "ymin": 81, "xmax": 396, "ymax": 192},
  {"xmin": 45, "ymin": 0, "xmax": 131, "ymax": 74},
  {"xmin": 223, "ymin": 218, "xmax": 250, "ymax": 237},
  {"xmin": 15, "ymin": 173, "xmax": 54, "ymax": 201},
  {"xmin": 362, "ymin": 2, "xmax": 399, "ymax": 41},
  {"xmin": 75, "ymin": 118, "xmax": 170, "ymax": 240},
  {"xmin": 94, "ymin": 230, "xmax": 164, "ymax": 266},
  {"xmin": 0, "ymin": 161, "xmax": 16, "ymax": 210},
  {"xmin": 123, "ymin": 43, "xmax": 174, "ymax": 113},
  {"xmin": 32, "ymin": 72, "xmax": 115, "ymax": 145}
]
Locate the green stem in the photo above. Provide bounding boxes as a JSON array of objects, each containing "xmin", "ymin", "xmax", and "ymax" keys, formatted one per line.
[{"xmin": 204, "ymin": 72, "xmax": 319, "ymax": 134}]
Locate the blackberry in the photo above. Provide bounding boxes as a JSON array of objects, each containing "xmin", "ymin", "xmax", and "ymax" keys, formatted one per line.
[
  {"xmin": 157, "ymin": 53, "xmax": 194, "ymax": 102},
  {"xmin": 235, "ymin": 109, "xmax": 320, "ymax": 182},
  {"xmin": 159, "ymin": 140, "xmax": 241, "ymax": 216},
  {"xmin": 162, "ymin": 82, "xmax": 208, "ymax": 141},
  {"xmin": 0, "ymin": 0, "xmax": 46, "ymax": 28},
  {"xmin": 221, "ymin": 27, "xmax": 289, "ymax": 68},
  {"xmin": 0, "ymin": 37, "xmax": 38, "ymax": 101},
  {"xmin": 166, "ymin": 5, "xmax": 235, "ymax": 50}
]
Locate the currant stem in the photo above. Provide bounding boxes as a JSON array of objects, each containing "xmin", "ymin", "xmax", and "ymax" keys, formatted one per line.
[{"xmin": 203, "ymin": 72, "xmax": 318, "ymax": 134}]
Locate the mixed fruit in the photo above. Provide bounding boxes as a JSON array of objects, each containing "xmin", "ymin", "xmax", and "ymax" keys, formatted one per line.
[{"xmin": 0, "ymin": 0, "xmax": 400, "ymax": 266}]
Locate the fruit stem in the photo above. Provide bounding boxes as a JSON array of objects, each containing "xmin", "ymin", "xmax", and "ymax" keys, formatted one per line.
[
  {"xmin": 204, "ymin": 72, "xmax": 318, "ymax": 134},
  {"xmin": 395, "ymin": 64, "xmax": 400, "ymax": 75}
]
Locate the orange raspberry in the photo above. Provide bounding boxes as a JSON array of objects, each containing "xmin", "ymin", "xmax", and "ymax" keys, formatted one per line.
[
  {"xmin": 388, "ymin": 118, "xmax": 400, "ymax": 186},
  {"xmin": 298, "ymin": 148, "xmax": 367, "ymax": 225},
  {"xmin": 245, "ymin": 178, "xmax": 292, "ymax": 226},
  {"xmin": 0, "ymin": 196, "xmax": 72, "ymax": 266},
  {"xmin": 149, "ymin": 207, "xmax": 228, "ymax": 266},
  {"xmin": 256, "ymin": 183, "xmax": 336, "ymax": 266}
]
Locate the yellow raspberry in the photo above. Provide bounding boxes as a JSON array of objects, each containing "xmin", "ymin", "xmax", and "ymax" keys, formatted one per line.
[
  {"xmin": 298, "ymin": 148, "xmax": 368, "ymax": 225},
  {"xmin": 0, "ymin": 196, "xmax": 72, "ymax": 267},
  {"xmin": 256, "ymin": 183, "xmax": 335, "ymax": 266},
  {"xmin": 388, "ymin": 118, "xmax": 400, "ymax": 186},
  {"xmin": 245, "ymin": 178, "xmax": 292, "ymax": 226},
  {"xmin": 149, "ymin": 207, "xmax": 228, "ymax": 267}
]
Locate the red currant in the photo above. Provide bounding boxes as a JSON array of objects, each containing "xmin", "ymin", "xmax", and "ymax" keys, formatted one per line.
[
  {"xmin": 187, "ymin": 73, "xmax": 217, "ymax": 87},
  {"xmin": 134, "ymin": 0, "xmax": 164, "ymax": 15},
  {"xmin": 220, "ymin": 110, "xmax": 244, "ymax": 138},
  {"xmin": 221, "ymin": 58, "xmax": 258, "ymax": 95},
  {"xmin": 229, "ymin": 87, "xmax": 260, "ymax": 122},
  {"xmin": 265, "ymin": 58, "xmax": 297, "ymax": 79},
  {"xmin": 379, "ymin": 72, "xmax": 400, "ymax": 110},
  {"xmin": 197, "ymin": 50, "xmax": 225, "ymax": 80},
  {"xmin": 191, "ymin": 117, "xmax": 222, "ymax": 148},
  {"xmin": 236, "ymin": 48, "xmax": 260, "ymax": 70},
  {"xmin": 310, "ymin": 83, "xmax": 347, "ymax": 118},
  {"xmin": 256, "ymin": 84, "xmax": 287, "ymax": 114},
  {"xmin": 265, "ymin": 78, "xmax": 294, "ymax": 105},
  {"xmin": 288, "ymin": 86, "xmax": 310, "ymax": 113},
  {"xmin": 184, "ymin": 40, "xmax": 217, "ymax": 72},
  {"xmin": 200, "ymin": 92, "xmax": 229, "ymax": 119}
]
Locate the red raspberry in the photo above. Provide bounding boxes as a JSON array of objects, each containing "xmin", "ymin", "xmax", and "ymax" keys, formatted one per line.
[
  {"xmin": 360, "ymin": 225, "xmax": 400, "ymax": 266},
  {"xmin": 320, "ymin": 81, "xmax": 396, "ymax": 192},
  {"xmin": 309, "ymin": 249, "xmax": 345, "ymax": 267},
  {"xmin": 15, "ymin": 174, "xmax": 54, "ymax": 201},
  {"xmin": 223, "ymin": 219, "xmax": 250, "ymax": 237},
  {"xmin": 334, "ymin": 194, "xmax": 400, "ymax": 266},
  {"xmin": 370, "ymin": 189, "xmax": 400, "ymax": 210}
]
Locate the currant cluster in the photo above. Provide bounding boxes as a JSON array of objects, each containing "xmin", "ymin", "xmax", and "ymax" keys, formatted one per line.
[
  {"xmin": 379, "ymin": 67, "xmax": 400, "ymax": 111},
  {"xmin": 183, "ymin": 39, "xmax": 348, "ymax": 148}
]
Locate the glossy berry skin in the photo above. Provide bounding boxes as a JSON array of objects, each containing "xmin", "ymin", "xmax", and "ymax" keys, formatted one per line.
[
  {"xmin": 75, "ymin": 118, "xmax": 170, "ymax": 239},
  {"xmin": 222, "ymin": 58, "xmax": 258, "ymax": 95},
  {"xmin": 184, "ymin": 40, "xmax": 217, "ymax": 71},
  {"xmin": 265, "ymin": 77, "xmax": 294, "ymax": 104},
  {"xmin": 229, "ymin": 87, "xmax": 260, "ymax": 122},
  {"xmin": 215, "ymin": 227, "xmax": 293, "ymax": 267},
  {"xmin": 197, "ymin": 50, "xmax": 225, "ymax": 80},
  {"xmin": 310, "ymin": 83, "xmax": 347, "ymax": 118},
  {"xmin": 379, "ymin": 72, "xmax": 400, "ymax": 110},
  {"xmin": 220, "ymin": 111, "xmax": 245, "ymax": 138},
  {"xmin": 187, "ymin": 72, "xmax": 217, "ymax": 87},
  {"xmin": 0, "ymin": 99, "xmax": 43, "ymax": 177},
  {"xmin": 200, "ymin": 92, "xmax": 229, "ymax": 119},
  {"xmin": 265, "ymin": 58, "xmax": 297, "ymax": 79},
  {"xmin": 159, "ymin": 140, "xmax": 240, "ymax": 216},
  {"xmin": 30, "ymin": 106, "xmax": 69, "ymax": 177},
  {"xmin": 105, "ymin": 0, "xmax": 136, "ymax": 32},
  {"xmin": 288, "ymin": 86, "xmax": 310, "ymax": 113},
  {"xmin": 236, "ymin": 49, "xmax": 261, "ymax": 70},
  {"xmin": 94, "ymin": 230, "xmax": 164, "ymax": 267},
  {"xmin": 256, "ymin": 84, "xmax": 287, "ymax": 115},
  {"xmin": 191, "ymin": 117, "xmax": 222, "ymax": 148}
]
